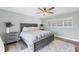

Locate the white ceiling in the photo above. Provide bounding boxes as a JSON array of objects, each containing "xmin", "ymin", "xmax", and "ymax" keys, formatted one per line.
[{"xmin": 0, "ymin": 7, "xmax": 79, "ymax": 18}]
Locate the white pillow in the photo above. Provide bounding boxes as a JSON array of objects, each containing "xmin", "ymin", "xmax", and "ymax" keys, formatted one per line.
[
  {"xmin": 22, "ymin": 27, "xmax": 39, "ymax": 32},
  {"xmin": 31, "ymin": 27, "xmax": 39, "ymax": 31},
  {"xmin": 22, "ymin": 27, "xmax": 31, "ymax": 32}
]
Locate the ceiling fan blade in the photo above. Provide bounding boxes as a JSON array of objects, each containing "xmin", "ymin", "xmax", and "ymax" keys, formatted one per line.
[
  {"xmin": 38, "ymin": 8, "xmax": 44, "ymax": 12},
  {"xmin": 48, "ymin": 7, "xmax": 55, "ymax": 10},
  {"xmin": 36, "ymin": 11, "xmax": 45, "ymax": 15},
  {"xmin": 36, "ymin": 12, "xmax": 46, "ymax": 15},
  {"xmin": 47, "ymin": 12, "xmax": 54, "ymax": 14}
]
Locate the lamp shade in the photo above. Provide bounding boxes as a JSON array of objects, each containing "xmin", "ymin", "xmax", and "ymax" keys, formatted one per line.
[
  {"xmin": 40, "ymin": 24, "xmax": 44, "ymax": 30},
  {"xmin": 5, "ymin": 22, "xmax": 13, "ymax": 27},
  {"xmin": 40, "ymin": 24, "xmax": 43, "ymax": 26}
]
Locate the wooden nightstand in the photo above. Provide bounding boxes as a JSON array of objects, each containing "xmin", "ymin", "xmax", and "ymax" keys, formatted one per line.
[{"xmin": 5, "ymin": 32, "xmax": 20, "ymax": 44}]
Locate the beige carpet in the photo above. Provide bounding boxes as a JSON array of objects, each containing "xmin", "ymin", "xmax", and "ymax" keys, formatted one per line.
[{"xmin": 5, "ymin": 38, "xmax": 75, "ymax": 52}]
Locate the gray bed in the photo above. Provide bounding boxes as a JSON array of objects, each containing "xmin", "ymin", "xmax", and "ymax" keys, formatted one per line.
[{"xmin": 20, "ymin": 23, "xmax": 54, "ymax": 52}]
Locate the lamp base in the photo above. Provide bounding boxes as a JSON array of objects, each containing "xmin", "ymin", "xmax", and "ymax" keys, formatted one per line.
[{"xmin": 6, "ymin": 28, "xmax": 10, "ymax": 33}]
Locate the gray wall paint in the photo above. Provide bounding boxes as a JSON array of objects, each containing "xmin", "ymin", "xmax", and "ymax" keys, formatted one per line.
[
  {"xmin": 0, "ymin": 9, "xmax": 41, "ymax": 40},
  {"xmin": 41, "ymin": 11, "xmax": 79, "ymax": 39}
]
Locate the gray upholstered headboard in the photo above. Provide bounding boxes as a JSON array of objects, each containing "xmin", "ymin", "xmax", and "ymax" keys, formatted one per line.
[{"xmin": 20, "ymin": 23, "xmax": 38, "ymax": 32}]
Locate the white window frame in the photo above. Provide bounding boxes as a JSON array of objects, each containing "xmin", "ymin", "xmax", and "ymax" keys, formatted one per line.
[{"xmin": 48, "ymin": 17, "xmax": 73, "ymax": 28}]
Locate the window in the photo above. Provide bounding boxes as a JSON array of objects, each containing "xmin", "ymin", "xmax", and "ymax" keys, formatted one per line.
[{"xmin": 48, "ymin": 17, "xmax": 73, "ymax": 28}]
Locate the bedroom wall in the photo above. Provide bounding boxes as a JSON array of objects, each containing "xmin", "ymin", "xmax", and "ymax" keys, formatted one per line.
[
  {"xmin": 41, "ymin": 11, "xmax": 79, "ymax": 40},
  {"xmin": 0, "ymin": 9, "xmax": 41, "ymax": 40}
]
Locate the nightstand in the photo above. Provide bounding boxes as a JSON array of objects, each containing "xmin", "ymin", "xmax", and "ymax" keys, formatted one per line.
[{"xmin": 5, "ymin": 32, "xmax": 20, "ymax": 44}]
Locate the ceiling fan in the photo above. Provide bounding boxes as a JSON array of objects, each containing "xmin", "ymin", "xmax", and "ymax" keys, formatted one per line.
[{"xmin": 37, "ymin": 7, "xmax": 55, "ymax": 16}]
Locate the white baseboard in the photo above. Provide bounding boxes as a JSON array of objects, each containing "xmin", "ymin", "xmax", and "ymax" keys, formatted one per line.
[{"xmin": 55, "ymin": 36, "xmax": 79, "ymax": 43}]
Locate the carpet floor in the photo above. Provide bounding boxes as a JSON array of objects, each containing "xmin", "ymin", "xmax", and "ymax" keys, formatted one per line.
[{"xmin": 5, "ymin": 38, "xmax": 75, "ymax": 52}]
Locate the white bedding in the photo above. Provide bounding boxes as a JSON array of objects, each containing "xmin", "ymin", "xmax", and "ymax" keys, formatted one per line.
[
  {"xmin": 0, "ymin": 36, "xmax": 4, "ymax": 52},
  {"xmin": 20, "ymin": 30, "xmax": 52, "ymax": 45}
]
